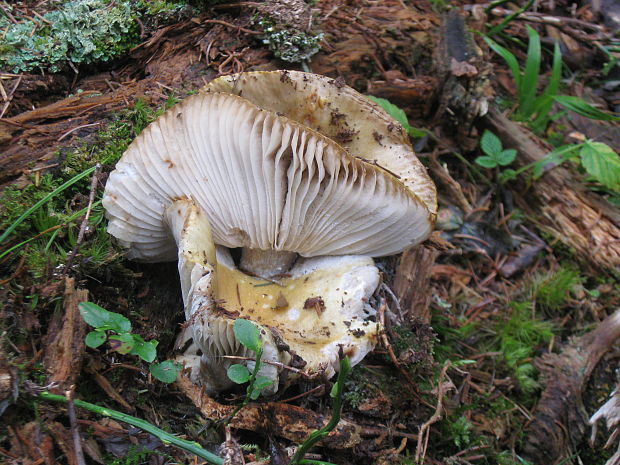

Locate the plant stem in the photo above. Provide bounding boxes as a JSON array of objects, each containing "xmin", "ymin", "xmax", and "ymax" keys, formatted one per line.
[
  {"xmin": 225, "ymin": 346, "xmax": 264, "ymax": 426},
  {"xmin": 37, "ymin": 391, "xmax": 224, "ymax": 465},
  {"xmin": 298, "ymin": 460, "xmax": 338, "ymax": 465},
  {"xmin": 289, "ymin": 357, "xmax": 352, "ymax": 465}
]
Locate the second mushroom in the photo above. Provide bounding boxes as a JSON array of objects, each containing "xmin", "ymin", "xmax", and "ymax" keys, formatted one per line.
[{"xmin": 102, "ymin": 70, "xmax": 437, "ymax": 394}]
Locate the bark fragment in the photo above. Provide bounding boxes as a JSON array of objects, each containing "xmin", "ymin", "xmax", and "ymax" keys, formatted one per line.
[
  {"xmin": 393, "ymin": 243, "xmax": 439, "ymax": 324},
  {"xmin": 43, "ymin": 277, "xmax": 89, "ymax": 392}
]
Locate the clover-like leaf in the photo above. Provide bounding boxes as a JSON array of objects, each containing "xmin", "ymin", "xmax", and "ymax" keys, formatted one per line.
[
  {"xmin": 130, "ymin": 335, "xmax": 158, "ymax": 363},
  {"xmin": 233, "ymin": 319, "xmax": 262, "ymax": 352},
  {"xmin": 150, "ymin": 360, "xmax": 182, "ymax": 383}
]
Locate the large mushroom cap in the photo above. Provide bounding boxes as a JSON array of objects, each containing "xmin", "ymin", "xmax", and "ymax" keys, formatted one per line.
[
  {"xmin": 103, "ymin": 87, "xmax": 435, "ymax": 262},
  {"xmin": 203, "ymin": 70, "xmax": 437, "ymax": 217}
]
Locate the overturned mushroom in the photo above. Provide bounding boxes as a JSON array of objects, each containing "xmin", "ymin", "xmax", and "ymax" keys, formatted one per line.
[{"xmin": 102, "ymin": 71, "xmax": 436, "ymax": 393}]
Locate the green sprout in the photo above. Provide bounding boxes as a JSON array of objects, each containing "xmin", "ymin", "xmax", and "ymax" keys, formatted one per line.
[
  {"xmin": 476, "ymin": 129, "xmax": 517, "ymax": 169},
  {"xmin": 79, "ymin": 302, "xmax": 181, "ymax": 383},
  {"xmin": 225, "ymin": 319, "xmax": 273, "ymax": 423}
]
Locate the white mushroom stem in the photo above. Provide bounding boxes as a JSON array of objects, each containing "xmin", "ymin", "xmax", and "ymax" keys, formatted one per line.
[{"xmin": 239, "ymin": 248, "xmax": 297, "ymax": 278}]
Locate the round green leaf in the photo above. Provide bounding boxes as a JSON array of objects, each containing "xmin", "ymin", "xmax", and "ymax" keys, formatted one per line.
[
  {"xmin": 227, "ymin": 364, "xmax": 251, "ymax": 384},
  {"xmin": 497, "ymin": 149, "xmax": 517, "ymax": 166},
  {"xmin": 233, "ymin": 319, "xmax": 262, "ymax": 352},
  {"xmin": 253, "ymin": 376, "xmax": 273, "ymax": 391},
  {"xmin": 480, "ymin": 130, "xmax": 502, "ymax": 157},
  {"xmin": 108, "ymin": 333, "xmax": 135, "ymax": 354},
  {"xmin": 130, "ymin": 338, "xmax": 158, "ymax": 363},
  {"xmin": 150, "ymin": 360, "xmax": 182, "ymax": 383},
  {"xmin": 85, "ymin": 330, "xmax": 107, "ymax": 348},
  {"xmin": 475, "ymin": 156, "xmax": 498, "ymax": 169},
  {"xmin": 79, "ymin": 302, "xmax": 131, "ymax": 333}
]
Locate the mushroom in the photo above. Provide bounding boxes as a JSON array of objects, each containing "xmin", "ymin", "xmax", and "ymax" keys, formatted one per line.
[{"xmin": 102, "ymin": 71, "xmax": 437, "ymax": 393}]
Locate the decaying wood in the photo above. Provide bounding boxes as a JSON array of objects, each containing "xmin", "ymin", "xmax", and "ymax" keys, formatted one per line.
[
  {"xmin": 522, "ymin": 309, "xmax": 620, "ymax": 463},
  {"xmin": 176, "ymin": 374, "xmax": 362, "ymax": 448},
  {"xmin": 486, "ymin": 108, "xmax": 620, "ymax": 273},
  {"xmin": 393, "ymin": 244, "xmax": 439, "ymax": 324},
  {"xmin": 43, "ymin": 277, "xmax": 89, "ymax": 392}
]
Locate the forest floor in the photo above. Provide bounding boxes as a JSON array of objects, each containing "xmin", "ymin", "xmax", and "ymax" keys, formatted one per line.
[{"xmin": 1, "ymin": 1, "xmax": 620, "ymax": 464}]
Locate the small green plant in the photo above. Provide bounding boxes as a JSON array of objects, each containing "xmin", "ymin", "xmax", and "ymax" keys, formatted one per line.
[
  {"xmin": 289, "ymin": 356, "xmax": 352, "ymax": 465},
  {"xmin": 225, "ymin": 319, "xmax": 273, "ymax": 422},
  {"xmin": 447, "ymin": 416, "xmax": 473, "ymax": 449},
  {"xmin": 529, "ymin": 267, "xmax": 582, "ymax": 312},
  {"xmin": 78, "ymin": 302, "xmax": 181, "ymax": 383},
  {"xmin": 476, "ymin": 129, "xmax": 517, "ymax": 169},
  {"xmin": 505, "ymin": 139, "xmax": 620, "ymax": 194},
  {"xmin": 485, "ymin": 26, "xmax": 620, "ymax": 134}
]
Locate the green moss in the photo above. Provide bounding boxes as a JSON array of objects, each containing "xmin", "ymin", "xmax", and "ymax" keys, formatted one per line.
[{"xmin": 528, "ymin": 267, "xmax": 582, "ymax": 313}]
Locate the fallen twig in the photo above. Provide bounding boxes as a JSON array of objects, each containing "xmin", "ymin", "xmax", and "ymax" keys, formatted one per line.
[
  {"xmin": 220, "ymin": 355, "xmax": 320, "ymax": 379},
  {"xmin": 65, "ymin": 388, "xmax": 87, "ymax": 465},
  {"xmin": 0, "ymin": 75, "xmax": 22, "ymax": 119},
  {"xmin": 63, "ymin": 163, "xmax": 101, "ymax": 275}
]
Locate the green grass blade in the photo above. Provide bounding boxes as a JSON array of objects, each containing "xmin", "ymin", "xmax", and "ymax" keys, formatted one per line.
[
  {"xmin": 554, "ymin": 95, "xmax": 620, "ymax": 121},
  {"xmin": 519, "ymin": 26, "xmax": 541, "ymax": 118},
  {"xmin": 543, "ymin": 41, "xmax": 562, "ymax": 100},
  {"xmin": 486, "ymin": 0, "xmax": 535, "ymax": 37},
  {"xmin": 484, "ymin": 37, "xmax": 521, "ymax": 90},
  {"xmin": 38, "ymin": 392, "xmax": 224, "ymax": 465},
  {"xmin": 0, "ymin": 200, "xmax": 102, "ymax": 260},
  {"xmin": 0, "ymin": 166, "xmax": 96, "ymax": 244},
  {"xmin": 529, "ymin": 41, "xmax": 563, "ymax": 132}
]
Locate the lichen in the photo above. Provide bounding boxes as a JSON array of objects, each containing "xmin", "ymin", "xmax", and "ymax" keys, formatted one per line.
[
  {"xmin": 254, "ymin": 6, "xmax": 323, "ymax": 63},
  {"xmin": 0, "ymin": 0, "xmax": 139, "ymax": 72}
]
